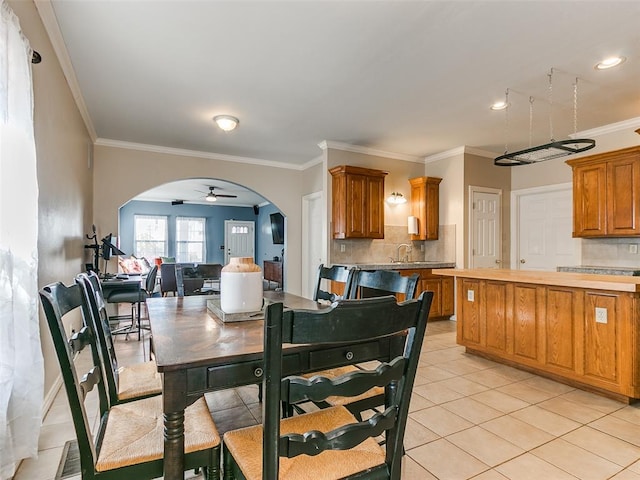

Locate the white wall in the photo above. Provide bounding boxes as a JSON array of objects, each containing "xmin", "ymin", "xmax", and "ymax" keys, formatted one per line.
[{"xmin": 426, "ymin": 153, "xmax": 465, "ymax": 267}]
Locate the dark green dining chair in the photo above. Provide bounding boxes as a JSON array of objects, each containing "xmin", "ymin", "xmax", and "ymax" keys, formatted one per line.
[
  {"xmin": 105, "ymin": 265, "xmax": 158, "ymax": 340},
  {"xmin": 293, "ymin": 268, "xmax": 420, "ymax": 420},
  {"xmin": 76, "ymin": 272, "xmax": 162, "ymax": 405},
  {"xmin": 40, "ymin": 281, "xmax": 221, "ymax": 480},
  {"xmin": 223, "ymin": 292, "xmax": 433, "ymax": 480},
  {"xmin": 313, "ymin": 264, "xmax": 356, "ymax": 303}
]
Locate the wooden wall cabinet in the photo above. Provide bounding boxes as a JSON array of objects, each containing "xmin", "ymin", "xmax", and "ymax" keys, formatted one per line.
[
  {"xmin": 568, "ymin": 145, "xmax": 640, "ymax": 237},
  {"xmin": 329, "ymin": 165, "xmax": 388, "ymax": 239},
  {"xmin": 409, "ymin": 176, "xmax": 442, "ymax": 240}
]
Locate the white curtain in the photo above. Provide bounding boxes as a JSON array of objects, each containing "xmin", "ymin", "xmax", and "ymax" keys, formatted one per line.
[{"xmin": 0, "ymin": 2, "xmax": 43, "ymax": 479}]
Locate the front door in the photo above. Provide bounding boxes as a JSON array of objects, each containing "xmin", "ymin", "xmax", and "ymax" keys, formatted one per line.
[{"xmin": 224, "ymin": 220, "xmax": 255, "ymax": 264}]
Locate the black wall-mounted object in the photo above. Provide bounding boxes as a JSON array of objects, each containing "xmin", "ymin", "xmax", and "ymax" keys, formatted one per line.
[
  {"xmin": 253, "ymin": 205, "xmax": 259, "ymax": 215},
  {"xmin": 270, "ymin": 212, "xmax": 284, "ymax": 244}
]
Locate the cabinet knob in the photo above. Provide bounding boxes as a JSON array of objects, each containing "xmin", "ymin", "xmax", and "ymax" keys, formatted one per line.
[
  {"xmin": 345, "ymin": 351, "xmax": 354, "ymax": 361},
  {"xmin": 495, "ymin": 259, "xmax": 501, "ymax": 264},
  {"xmin": 254, "ymin": 367, "xmax": 263, "ymax": 378},
  {"xmin": 520, "ymin": 259, "xmax": 526, "ymax": 264}
]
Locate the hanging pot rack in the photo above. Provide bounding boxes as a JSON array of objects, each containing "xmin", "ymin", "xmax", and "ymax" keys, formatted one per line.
[{"xmin": 494, "ymin": 68, "xmax": 596, "ymax": 166}]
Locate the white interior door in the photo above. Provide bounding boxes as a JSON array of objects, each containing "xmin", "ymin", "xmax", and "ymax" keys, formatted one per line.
[
  {"xmin": 513, "ymin": 184, "xmax": 579, "ymax": 271},
  {"xmin": 302, "ymin": 192, "xmax": 324, "ymax": 299},
  {"xmin": 470, "ymin": 187, "xmax": 502, "ymax": 269},
  {"xmin": 224, "ymin": 220, "xmax": 255, "ymax": 264}
]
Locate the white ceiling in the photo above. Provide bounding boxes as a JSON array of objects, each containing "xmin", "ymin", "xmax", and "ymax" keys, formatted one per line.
[{"xmin": 41, "ymin": 1, "xmax": 640, "ymax": 202}]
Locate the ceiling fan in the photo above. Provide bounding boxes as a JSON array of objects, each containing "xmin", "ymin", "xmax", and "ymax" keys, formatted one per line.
[{"xmin": 203, "ymin": 186, "xmax": 237, "ymax": 203}]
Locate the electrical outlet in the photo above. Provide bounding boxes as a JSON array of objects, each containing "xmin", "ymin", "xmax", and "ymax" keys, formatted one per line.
[
  {"xmin": 340, "ymin": 244, "xmax": 345, "ymax": 253},
  {"xmin": 420, "ymin": 244, "xmax": 425, "ymax": 252},
  {"xmin": 630, "ymin": 244, "xmax": 638, "ymax": 254},
  {"xmin": 467, "ymin": 289, "xmax": 475, "ymax": 302},
  {"xmin": 595, "ymin": 307, "xmax": 608, "ymax": 324}
]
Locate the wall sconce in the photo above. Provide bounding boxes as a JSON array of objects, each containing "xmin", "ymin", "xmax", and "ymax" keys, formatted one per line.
[
  {"xmin": 408, "ymin": 216, "xmax": 419, "ymax": 235},
  {"xmin": 386, "ymin": 192, "xmax": 407, "ymax": 205}
]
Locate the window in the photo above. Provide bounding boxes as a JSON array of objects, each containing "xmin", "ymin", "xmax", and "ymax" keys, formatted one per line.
[
  {"xmin": 134, "ymin": 215, "xmax": 168, "ymax": 259},
  {"xmin": 176, "ymin": 216, "xmax": 206, "ymax": 262}
]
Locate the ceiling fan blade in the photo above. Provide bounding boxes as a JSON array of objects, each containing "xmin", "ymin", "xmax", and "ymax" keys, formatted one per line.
[
  {"xmin": 214, "ymin": 194, "xmax": 238, "ymax": 198},
  {"xmin": 171, "ymin": 200, "xmax": 184, "ymax": 205}
]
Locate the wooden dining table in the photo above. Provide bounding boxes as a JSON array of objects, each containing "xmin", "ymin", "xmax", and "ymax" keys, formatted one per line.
[{"xmin": 147, "ymin": 291, "xmax": 405, "ymax": 480}]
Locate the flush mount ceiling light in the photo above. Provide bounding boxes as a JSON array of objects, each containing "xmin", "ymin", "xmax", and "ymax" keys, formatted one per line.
[
  {"xmin": 386, "ymin": 192, "xmax": 407, "ymax": 204},
  {"xmin": 490, "ymin": 92, "xmax": 510, "ymax": 111},
  {"xmin": 494, "ymin": 69, "xmax": 595, "ymax": 166},
  {"xmin": 213, "ymin": 115, "xmax": 239, "ymax": 132},
  {"xmin": 595, "ymin": 56, "xmax": 626, "ymax": 70}
]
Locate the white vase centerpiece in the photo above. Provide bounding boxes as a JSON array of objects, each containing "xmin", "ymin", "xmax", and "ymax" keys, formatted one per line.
[{"xmin": 220, "ymin": 257, "xmax": 263, "ymax": 314}]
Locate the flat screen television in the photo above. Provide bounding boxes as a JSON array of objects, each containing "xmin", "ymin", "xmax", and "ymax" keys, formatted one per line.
[{"xmin": 270, "ymin": 212, "xmax": 284, "ymax": 245}]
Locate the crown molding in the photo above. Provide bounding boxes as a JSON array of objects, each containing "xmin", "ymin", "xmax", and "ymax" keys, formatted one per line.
[
  {"xmin": 463, "ymin": 146, "xmax": 497, "ymax": 159},
  {"xmin": 424, "ymin": 146, "xmax": 465, "ymax": 163},
  {"xmin": 318, "ymin": 140, "xmax": 423, "ymax": 163},
  {"xmin": 35, "ymin": 0, "xmax": 97, "ymax": 141},
  {"xmin": 424, "ymin": 146, "xmax": 498, "ymax": 163},
  {"xmin": 95, "ymin": 138, "xmax": 308, "ymax": 171},
  {"xmin": 301, "ymin": 153, "xmax": 324, "ymax": 170},
  {"xmin": 570, "ymin": 116, "xmax": 640, "ymax": 139}
]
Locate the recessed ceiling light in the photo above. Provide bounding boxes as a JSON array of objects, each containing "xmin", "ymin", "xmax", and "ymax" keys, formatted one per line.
[
  {"xmin": 213, "ymin": 115, "xmax": 239, "ymax": 132},
  {"xmin": 490, "ymin": 101, "xmax": 509, "ymax": 111},
  {"xmin": 595, "ymin": 56, "xmax": 626, "ymax": 70}
]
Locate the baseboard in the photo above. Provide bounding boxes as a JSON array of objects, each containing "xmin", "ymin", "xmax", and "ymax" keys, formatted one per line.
[{"xmin": 42, "ymin": 373, "xmax": 63, "ymax": 417}]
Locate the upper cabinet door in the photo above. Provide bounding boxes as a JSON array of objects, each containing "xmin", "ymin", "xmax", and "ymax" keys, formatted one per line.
[
  {"xmin": 607, "ymin": 157, "xmax": 640, "ymax": 235},
  {"xmin": 330, "ymin": 165, "xmax": 387, "ymax": 239},
  {"xmin": 572, "ymin": 162, "xmax": 607, "ymax": 237},
  {"xmin": 409, "ymin": 176, "xmax": 442, "ymax": 240}
]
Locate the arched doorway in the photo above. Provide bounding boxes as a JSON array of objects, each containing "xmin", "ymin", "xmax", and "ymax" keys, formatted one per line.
[{"xmin": 115, "ymin": 177, "xmax": 286, "ymax": 286}]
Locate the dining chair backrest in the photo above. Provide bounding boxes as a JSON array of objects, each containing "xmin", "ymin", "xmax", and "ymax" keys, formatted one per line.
[
  {"xmin": 144, "ymin": 265, "xmax": 158, "ymax": 295},
  {"xmin": 312, "ymin": 264, "xmax": 356, "ymax": 303},
  {"xmin": 348, "ymin": 269, "xmax": 420, "ymax": 301},
  {"xmin": 261, "ymin": 292, "xmax": 433, "ymax": 479},
  {"xmin": 39, "ymin": 281, "xmax": 108, "ymax": 475},
  {"xmin": 76, "ymin": 272, "xmax": 123, "ymax": 406},
  {"xmin": 159, "ymin": 262, "xmax": 177, "ymax": 296}
]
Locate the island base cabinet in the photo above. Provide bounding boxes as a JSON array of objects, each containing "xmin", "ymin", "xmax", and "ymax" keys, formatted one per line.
[{"xmin": 454, "ymin": 277, "xmax": 640, "ymax": 402}]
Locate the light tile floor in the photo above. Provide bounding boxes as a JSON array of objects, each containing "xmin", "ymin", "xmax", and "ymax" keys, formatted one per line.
[{"xmin": 14, "ymin": 320, "xmax": 640, "ymax": 480}]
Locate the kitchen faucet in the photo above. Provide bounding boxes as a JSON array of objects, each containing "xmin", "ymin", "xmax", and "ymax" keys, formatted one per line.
[{"xmin": 396, "ymin": 243, "xmax": 412, "ymax": 263}]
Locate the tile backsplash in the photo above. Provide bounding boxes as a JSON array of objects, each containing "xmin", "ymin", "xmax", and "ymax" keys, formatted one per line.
[
  {"xmin": 330, "ymin": 224, "xmax": 456, "ymax": 265},
  {"xmin": 581, "ymin": 238, "xmax": 640, "ymax": 268}
]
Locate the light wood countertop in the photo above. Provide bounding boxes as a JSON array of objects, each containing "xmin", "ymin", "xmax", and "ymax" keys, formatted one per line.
[{"xmin": 434, "ymin": 268, "xmax": 640, "ymax": 293}]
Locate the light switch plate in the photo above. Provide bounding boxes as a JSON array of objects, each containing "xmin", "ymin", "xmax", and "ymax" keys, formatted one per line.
[
  {"xmin": 340, "ymin": 244, "xmax": 345, "ymax": 252},
  {"xmin": 595, "ymin": 307, "xmax": 607, "ymax": 324},
  {"xmin": 467, "ymin": 289, "xmax": 475, "ymax": 302}
]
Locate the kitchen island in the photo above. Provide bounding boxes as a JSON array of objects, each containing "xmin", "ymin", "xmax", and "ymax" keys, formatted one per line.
[{"xmin": 435, "ymin": 268, "xmax": 640, "ymax": 403}]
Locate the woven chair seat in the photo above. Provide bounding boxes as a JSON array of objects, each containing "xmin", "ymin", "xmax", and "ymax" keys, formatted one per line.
[
  {"xmin": 96, "ymin": 396, "xmax": 220, "ymax": 472},
  {"xmin": 116, "ymin": 361, "xmax": 162, "ymax": 400},
  {"xmin": 302, "ymin": 366, "xmax": 384, "ymax": 407},
  {"xmin": 223, "ymin": 406, "xmax": 385, "ymax": 480}
]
